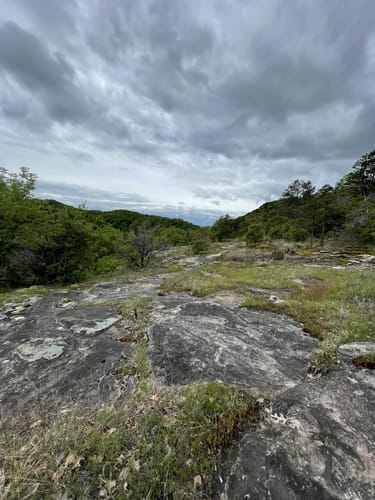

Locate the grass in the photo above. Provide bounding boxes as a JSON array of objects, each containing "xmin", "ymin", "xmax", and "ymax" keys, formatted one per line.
[
  {"xmin": 161, "ymin": 261, "xmax": 320, "ymax": 296},
  {"xmin": 161, "ymin": 261, "xmax": 375, "ymax": 370},
  {"xmin": 118, "ymin": 297, "xmax": 151, "ymax": 346},
  {"xmin": 0, "ymin": 382, "xmax": 258, "ymax": 499}
]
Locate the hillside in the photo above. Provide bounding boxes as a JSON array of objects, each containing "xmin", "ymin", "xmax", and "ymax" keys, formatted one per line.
[
  {"xmin": 212, "ymin": 150, "xmax": 375, "ymax": 247},
  {"xmin": 0, "ymin": 169, "xmax": 199, "ymax": 289}
]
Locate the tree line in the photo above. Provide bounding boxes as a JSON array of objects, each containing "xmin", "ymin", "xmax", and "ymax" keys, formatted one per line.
[{"xmin": 211, "ymin": 150, "xmax": 375, "ymax": 247}]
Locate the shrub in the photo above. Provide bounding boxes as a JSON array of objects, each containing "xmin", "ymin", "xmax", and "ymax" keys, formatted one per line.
[
  {"xmin": 245, "ymin": 224, "xmax": 264, "ymax": 247},
  {"xmin": 287, "ymin": 225, "xmax": 309, "ymax": 242},
  {"xmin": 272, "ymin": 246, "xmax": 285, "ymax": 261},
  {"xmin": 191, "ymin": 237, "xmax": 209, "ymax": 254}
]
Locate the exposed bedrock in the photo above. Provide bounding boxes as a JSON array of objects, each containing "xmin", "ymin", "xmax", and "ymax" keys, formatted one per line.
[
  {"xmin": 148, "ymin": 297, "xmax": 318, "ymax": 393},
  {"xmin": 219, "ymin": 369, "xmax": 375, "ymax": 500}
]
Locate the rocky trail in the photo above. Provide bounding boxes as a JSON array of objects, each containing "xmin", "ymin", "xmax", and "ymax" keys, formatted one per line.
[{"xmin": 0, "ymin": 251, "xmax": 374, "ymax": 499}]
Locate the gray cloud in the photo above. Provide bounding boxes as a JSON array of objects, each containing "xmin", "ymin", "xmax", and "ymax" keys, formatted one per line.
[
  {"xmin": 1, "ymin": 0, "xmax": 374, "ymax": 225},
  {"xmin": 0, "ymin": 21, "xmax": 130, "ymax": 138}
]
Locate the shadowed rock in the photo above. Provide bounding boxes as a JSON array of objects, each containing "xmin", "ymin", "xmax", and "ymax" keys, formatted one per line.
[
  {"xmin": 149, "ymin": 298, "xmax": 318, "ymax": 393},
  {"xmin": 219, "ymin": 369, "xmax": 375, "ymax": 500}
]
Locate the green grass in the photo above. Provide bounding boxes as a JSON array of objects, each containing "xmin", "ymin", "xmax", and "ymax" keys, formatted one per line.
[
  {"xmin": 0, "ymin": 382, "xmax": 258, "ymax": 499},
  {"xmin": 2, "ymin": 245, "xmax": 374, "ymax": 497},
  {"xmin": 161, "ymin": 261, "xmax": 375, "ymax": 370},
  {"xmin": 161, "ymin": 261, "xmax": 320, "ymax": 296}
]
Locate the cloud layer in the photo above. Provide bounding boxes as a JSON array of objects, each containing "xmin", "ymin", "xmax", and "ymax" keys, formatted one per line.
[{"xmin": 1, "ymin": 0, "xmax": 374, "ymax": 225}]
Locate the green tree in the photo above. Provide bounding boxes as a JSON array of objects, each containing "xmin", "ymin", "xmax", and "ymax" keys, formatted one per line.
[
  {"xmin": 282, "ymin": 179, "xmax": 315, "ymax": 201},
  {"xmin": 0, "ymin": 167, "xmax": 37, "ymax": 285},
  {"xmin": 245, "ymin": 224, "xmax": 264, "ymax": 247},
  {"xmin": 211, "ymin": 214, "xmax": 236, "ymax": 241},
  {"xmin": 157, "ymin": 226, "xmax": 188, "ymax": 246},
  {"xmin": 8, "ymin": 205, "xmax": 97, "ymax": 285},
  {"xmin": 343, "ymin": 150, "xmax": 375, "ymax": 198}
]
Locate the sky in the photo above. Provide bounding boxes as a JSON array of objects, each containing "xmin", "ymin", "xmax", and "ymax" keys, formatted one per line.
[{"xmin": 0, "ymin": 1, "xmax": 374, "ymax": 226}]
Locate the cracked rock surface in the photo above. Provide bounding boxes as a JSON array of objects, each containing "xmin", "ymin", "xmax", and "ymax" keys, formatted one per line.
[{"xmin": 218, "ymin": 369, "xmax": 375, "ymax": 500}]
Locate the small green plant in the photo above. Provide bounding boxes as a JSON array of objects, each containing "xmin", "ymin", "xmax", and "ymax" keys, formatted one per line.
[
  {"xmin": 118, "ymin": 297, "xmax": 150, "ymax": 343},
  {"xmin": 352, "ymin": 352, "xmax": 375, "ymax": 369}
]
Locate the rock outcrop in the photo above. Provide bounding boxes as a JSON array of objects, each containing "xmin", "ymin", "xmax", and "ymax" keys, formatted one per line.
[
  {"xmin": 149, "ymin": 297, "xmax": 317, "ymax": 393},
  {"xmin": 1, "ymin": 253, "xmax": 374, "ymax": 498},
  {"xmin": 219, "ymin": 369, "xmax": 375, "ymax": 500}
]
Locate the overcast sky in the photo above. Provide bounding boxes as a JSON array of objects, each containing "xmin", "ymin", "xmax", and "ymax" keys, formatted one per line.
[{"xmin": 1, "ymin": 1, "xmax": 374, "ymax": 225}]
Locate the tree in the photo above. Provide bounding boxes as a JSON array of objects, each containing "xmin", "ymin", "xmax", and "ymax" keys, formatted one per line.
[
  {"xmin": 122, "ymin": 224, "xmax": 161, "ymax": 269},
  {"xmin": 245, "ymin": 224, "xmax": 264, "ymax": 247},
  {"xmin": 282, "ymin": 179, "xmax": 315, "ymax": 201},
  {"xmin": 157, "ymin": 226, "xmax": 188, "ymax": 246},
  {"xmin": 211, "ymin": 214, "xmax": 236, "ymax": 241},
  {"xmin": 315, "ymin": 185, "xmax": 335, "ymax": 246},
  {"xmin": 337, "ymin": 150, "xmax": 375, "ymax": 244},
  {"xmin": 8, "ymin": 205, "xmax": 98, "ymax": 285},
  {"xmin": 0, "ymin": 167, "xmax": 37, "ymax": 285}
]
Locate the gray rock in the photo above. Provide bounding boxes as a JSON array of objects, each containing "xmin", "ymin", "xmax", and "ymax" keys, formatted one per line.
[
  {"xmin": 149, "ymin": 298, "xmax": 318, "ymax": 393},
  {"xmin": 0, "ymin": 291, "xmax": 133, "ymax": 425},
  {"xmin": 219, "ymin": 370, "xmax": 375, "ymax": 500},
  {"xmin": 337, "ymin": 342, "xmax": 375, "ymax": 369},
  {"xmin": 17, "ymin": 338, "xmax": 67, "ymax": 362}
]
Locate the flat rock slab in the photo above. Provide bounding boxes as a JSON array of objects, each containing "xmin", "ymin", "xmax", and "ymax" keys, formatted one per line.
[
  {"xmin": 149, "ymin": 298, "xmax": 318, "ymax": 393},
  {"xmin": 0, "ymin": 291, "xmax": 134, "ymax": 425},
  {"xmin": 219, "ymin": 369, "xmax": 375, "ymax": 500}
]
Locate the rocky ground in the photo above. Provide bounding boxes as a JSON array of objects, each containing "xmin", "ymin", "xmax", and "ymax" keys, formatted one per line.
[{"xmin": 0, "ymin": 248, "xmax": 374, "ymax": 499}]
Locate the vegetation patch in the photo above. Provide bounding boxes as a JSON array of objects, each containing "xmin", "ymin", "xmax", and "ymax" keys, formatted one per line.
[
  {"xmin": 0, "ymin": 382, "xmax": 258, "ymax": 499},
  {"xmin": 118, "ymin": 297, "xmax": 150, "ymax": 343},
  {"xmin": 353, "ymin": 353, "xmax": 375, "ymax": 369}
]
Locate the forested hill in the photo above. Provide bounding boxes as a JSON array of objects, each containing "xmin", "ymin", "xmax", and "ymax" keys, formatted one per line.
[
  {"xmin": 39, "ymin": 199, "xmax": 196, "ymax": 233},
  {"xmin": 0, "ymin": 170, "xmax": 200, "ymax": 289},
  {"xmin": 88, "ymin": 208, "xmax": 196, "ymax": 233},
  {"xmin": 211, "ymin": 150, "xmax": 375, "ymax": 246}
]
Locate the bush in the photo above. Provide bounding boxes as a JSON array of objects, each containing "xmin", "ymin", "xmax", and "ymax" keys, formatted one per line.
[
  {"xmin": 191, "ymin": 237, "xmax": 209, "ymax": 254},
  {"xmin": 245, "ymin": 224, "xmax": 264, "ymax": 247},
  {"xmin": 272, "ymin": 247, "xmax": 285, "ymax": 261},
  {"xmin": 287, "ymin": 225, "xmax": 309, "ymax": 242},
  {"xmin": 95, "ymin": 256, "xmax": 123, "ymax": 274}
]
